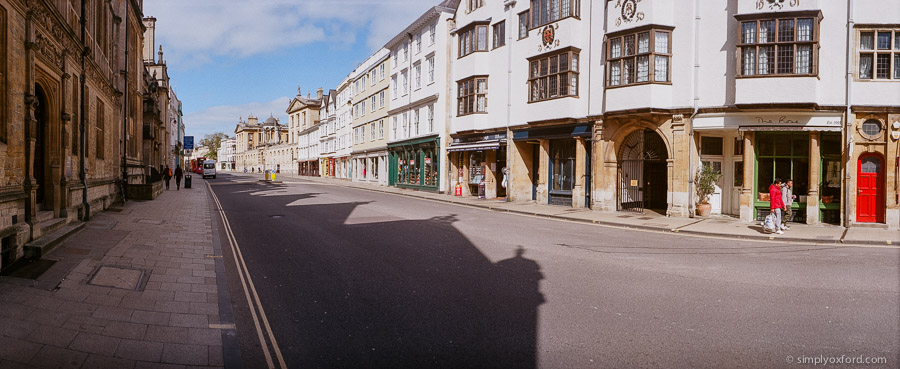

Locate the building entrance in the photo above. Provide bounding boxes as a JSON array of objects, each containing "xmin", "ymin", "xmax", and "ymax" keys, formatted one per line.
[{"xmin": 618, "ymin": 129, "xmax": 668, "ymax": 212}]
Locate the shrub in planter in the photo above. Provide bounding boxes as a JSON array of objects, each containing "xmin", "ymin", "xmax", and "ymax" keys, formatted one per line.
[{"xmin": 696, "ymin": 163, "xmax": 723, "ymax": 216}]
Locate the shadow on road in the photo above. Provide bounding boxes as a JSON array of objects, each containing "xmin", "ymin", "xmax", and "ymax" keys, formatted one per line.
[{"xmin": 218, "ymin": 185, "xmax": 546, "ymax": 369}]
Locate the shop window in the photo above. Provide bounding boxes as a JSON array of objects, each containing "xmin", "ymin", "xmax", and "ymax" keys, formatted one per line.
[
  {"xmin": 469, "ymin": 151, "xmax": 486, "ymax": 186},
  {"xmin": 820, "ymin": 133, "xmax": 842, "ymax": 207},
  {"xmin": 529, "ymin": 48, "xmax": 579, "ymax": 102},
  {"xmin": 738, "ymin": 13, "xmax": 819, "ymax": 77},
  {"xmin": 734, "ymin": 161, "xmax": 744, "ymax": 187},
  {"xmin": 608, "ymin": 27, "xmax": 671, "ymax": 86},
  {"xmin": 700, "ymin": 136, "xmax": 723, "ymax": 156},
  {"xmin": 756, "ymin": 132, "xmax": 810, "ymax": 204},
  {"xmin": 733, "ymin": 137, "xmax": 744, "ymax": 156}
]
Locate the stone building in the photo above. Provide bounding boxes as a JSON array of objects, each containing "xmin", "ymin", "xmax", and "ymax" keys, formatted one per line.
[
  {"xmin": 0, "ymin": 0, "xmax": 152, "ymax": 270},
  {"xmin": 349, "ymin": 49, "xmax": 390, "ymax": 186},
  {"xmin": 287, "ymin": 87, "xmax": 322, "ymax": 176},
  {"xmin": 233, "ymin": 114, "xmax": 289, "ymax": 173}
]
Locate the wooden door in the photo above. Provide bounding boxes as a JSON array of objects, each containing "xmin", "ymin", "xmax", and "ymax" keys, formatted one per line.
[{"xmin": 856, "ymin": 154, "xmax": 884, "ymax": 223}]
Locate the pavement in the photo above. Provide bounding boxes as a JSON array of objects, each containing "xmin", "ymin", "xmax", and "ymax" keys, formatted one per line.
[
  {"xmin": 0, "ymin": 177, "xmax": 236, "ymax": 369},
  {"xmin": 240, "ymin": 171, "xmax": 900, "ymax": 246}
]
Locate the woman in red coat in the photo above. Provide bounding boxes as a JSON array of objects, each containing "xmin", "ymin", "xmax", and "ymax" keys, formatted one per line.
[{"xmin": 769, "ymin": 178, "xmax": 784, "ymax": 234}]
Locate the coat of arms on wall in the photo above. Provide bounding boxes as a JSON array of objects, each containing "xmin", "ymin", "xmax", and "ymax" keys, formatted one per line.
[
  {"xmin": 615, "ymin": 0, "xmax": 645, "ymax": 27},
  {"xmin": 537, "ymin": 24, "xmax": 561, "ymax": 53},
  {"xmin": 757, "ymin": 0, "xmax": 800, "ymax": 10}
]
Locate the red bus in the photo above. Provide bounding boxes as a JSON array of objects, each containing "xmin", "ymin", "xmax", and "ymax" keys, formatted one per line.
[{"xmin": 191, "ymin": 157, "xmax": 207, "ymax": 174}]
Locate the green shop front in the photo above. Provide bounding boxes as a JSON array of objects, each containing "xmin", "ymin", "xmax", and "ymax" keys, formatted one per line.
[
  {"xmin": 388, "ymin": 135, "xmax": 441, "ymax": 191},
  {"xmin": 694, "ymin": 112, "xmax": 842, "ymax": 224}
]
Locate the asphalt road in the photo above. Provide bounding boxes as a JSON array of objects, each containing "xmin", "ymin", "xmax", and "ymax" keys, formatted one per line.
[{"xmin": 209, "ymin": 173, "xmax": 899, "ymax": 369}]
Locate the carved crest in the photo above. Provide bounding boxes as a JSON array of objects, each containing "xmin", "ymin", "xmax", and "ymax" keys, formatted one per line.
[
  {"xmin": 615, "ymin": 0, "xmax": 645, "ymax": 27},
  {"xmin": 757, "ymin": 0, "xmax": 800, "ymax": 10}
]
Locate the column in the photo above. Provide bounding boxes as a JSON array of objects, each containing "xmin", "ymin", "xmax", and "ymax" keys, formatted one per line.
[
  {"xmin": 508, "ymin": 139, "xmax": 533, "ymax": 203},
  {"xmin": 536, "ymin": 140, "xmax": 550, "ymax": 205},
  {"xmin": 806, "ymin": 132, "xmax": 820, "ymax": 225},
  {"xmin": 740, "ymin": 132, "xmax": 755, "ymax": 222},
  {"xmin": 572, "ymin": 138, "xmax": 586, "ymax": 208},
  {"xmin": 485, "ymin": 150, "xmax": 498, "ymax": 199}
]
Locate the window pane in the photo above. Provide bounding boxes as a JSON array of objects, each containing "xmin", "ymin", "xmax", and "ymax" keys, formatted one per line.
[
  {"xmin": 742, "ymin": 22, "xmax": 757, "ymax": 44},
  {"xmin": 759, "ymin": 46, "xmax": 774, "ymax": 74},
  {"xmin": 796, "ymin": 45, "xmax": 811, "ymax": 74},
  {"xmin": 531, "ymin": 61, "xmax": 539, "ymax": 78},
  {"xmin": 559, "ymin": 53, "xmax": 569, "ymax": 71},
  {"xmin": 876, "ymin": 53, "xmax": 891, "ymax": 78},
  {"xmin": 877, "ymin": 31, "xmax": 891, "ymax": 50},
  {"xmin": 777, "ymin": 45, "xmax": 794, "ymax": 74},
  {"xmin": 562, "ymin": 0, "xmax": 571, "ymax": 17},
  {"xmin": 792, "ymin": 159, "xmax": 809, "ymax": 196},
  {"xmin": 778, "ymin": 19, "xmax": 794, "ymax": 42},
  {"xmin": 895, "ymin": 54, "xmax": 900, "ymax": 80},
  {"xmin": 610, "ymin": 62, "xmax": 621, "ymax": 86},
  {"xmin": 757, "ymin": 134, "xmax": 775, "ymax": 156},
  {"xmin": 760, "ymin": 20, "xmax": 775, "ymax": 43},
  {"xmin": 570, "ymin": 74, "xmax": 577, "ymax": 95},
  {"xmin": 540, "ymin": 59, "xmax": 548, "ymax": 76},
  {"xmin": 549, "ymin": 74, "xmax": 558, "ymax": 97},
  {"xmin": 792, "ymin": 134, "xmax": 808, "ymax": 156},
  {"xmin": 638, "ymin": 32, "xmax": 650, "ymax": 53},
  {"xmin": 477, "ymin": 79, "xmax": 486, "ymax": 93},
  {"xmin": 654, "ymin": 32, "xmax": 669, "ymax": 53},
  {"xmin": 572, "ymin": 54, "xmax": 578, "ymax": 71},
  {"xmin": 560, "ymin": 74, "xmax": 569, "ymax": 95},
  {"xmin": 700, "ymin": 136, "xmax": 724, "ymax": 156},
  {"xmin": 860, "ymin": 32, "xmax": 874, "ymax": 50},
  {"xmin": 654, "ymin": 55, "xmax": 668, "ymax": 82},
  {"xmin": 896, "ymin": 31, "xmax": 900, "ymax": 50},
  {"xmin": 519, "ymin": 13, "xmax": 528, "ymax": 38},
  {"xmin": 636, "ymin": 55, "xmax": 649, "ymax": 82},
  {"xmin": 774, "ymin": 134, "xmax": 791, "ymax": 156},
  {"xmin": 541, "ymin": 0, "xmax": 549, "ymax": 26},
  {"xmin": 549, "ymin": 55, "xmax": 559, "ymax": 74},
  {"xmin": 477, "ymin": 95, "xmax": 486, "ymax": 112},
  {"xmin": 734, "ymin": 161, "xmax": 744, "ymax": 187},
  {"xmin": 477, "ymin": 26, "xmax": 487, "ymax": 50},
  {"xmin": 550, "ymin": 0, "xmax": 559, "ymax": 22},
  {"xmin": 623, "ymin": 58, "xmax": 634, "ymax": 84},
  {"xmin": 859, "ymin": 54, "xmax": 873, "ymax": 78},
  {"xmin": 743, "ymin": 47, "xmax": 757, "ymax": 75},
  {"xmin": 610, "ymin": 38, "xmax": 621, "ymax": 58},
  {"xmin": 758, "ymin": 158, "xmax": 773, "ymax": 195},
  {"xmin": 624, "ymin": 35, "xmax": 635, "ymax": 56},
  {"xmin": 796, "ymin": 19, "xmax": 813, "ymax": 42}
]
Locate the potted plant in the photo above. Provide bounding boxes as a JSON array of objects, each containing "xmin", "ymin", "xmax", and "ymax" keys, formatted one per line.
[{"xmin": 695, "ymin": 163, "xmax": 723, "ymax": 217}]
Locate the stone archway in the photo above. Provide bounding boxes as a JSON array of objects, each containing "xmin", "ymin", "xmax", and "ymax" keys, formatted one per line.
[{"xmin": 617, "ymin": 129, "xmax": 669, "ymax": 212}]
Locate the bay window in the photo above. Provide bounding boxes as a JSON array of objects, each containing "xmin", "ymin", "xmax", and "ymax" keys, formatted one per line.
[
  {"xmin": 607, "ymin": 26, "xmax": 671, "ymax": 87},
  {"xmin": 529, "ymin": 48, "xmax": 579, "ymax": 102},
  {"xmin": 738, "ymin": 13, "xmax": 819, "ymax": 77},
  {"xmin": 458, "ymin": 76, "xmax": 488, "ymax": 116},
  {"xmin": 458, "ymin": 23, "xmax": 489, "ymax": 58}
]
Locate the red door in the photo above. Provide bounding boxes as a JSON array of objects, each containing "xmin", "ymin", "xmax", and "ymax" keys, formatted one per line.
[{"xmin": 856, "ymin": 154, "xmax": 884, "ymax": 223}]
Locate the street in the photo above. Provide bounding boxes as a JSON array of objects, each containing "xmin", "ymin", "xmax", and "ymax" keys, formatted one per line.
[{"xmin": 209, "ymin": 173, "xmax": 899, "ymax": 369}]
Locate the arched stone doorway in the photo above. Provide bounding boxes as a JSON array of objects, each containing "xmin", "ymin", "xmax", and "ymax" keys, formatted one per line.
[{"xmin": 618, "ymin": 129, "xmax": 668, "ymax": 212}]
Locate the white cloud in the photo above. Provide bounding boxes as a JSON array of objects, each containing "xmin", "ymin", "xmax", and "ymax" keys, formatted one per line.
[
  {"xmin": 183, "ymin": 97, "xmax": 291, "ymax": 139},
  {"xmin": 144, "ymin": 0, "xmax": 437, "ymax": 67}
]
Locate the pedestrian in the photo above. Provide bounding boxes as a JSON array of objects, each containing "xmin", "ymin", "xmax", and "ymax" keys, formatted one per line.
[
  {"xmin": 163, "ymin": 165, "xmax": 172, "ymax": 190},
  {"xmin": 769, "ymin": 178, "xmax": 784, "ymax": 234},
  {"xmin": 781, "ymin": 179, "xmax": 795, "ymax": 230},
  {"xmin": 174, "ymin": 166, "xmax": 184, "ymax": 190}
]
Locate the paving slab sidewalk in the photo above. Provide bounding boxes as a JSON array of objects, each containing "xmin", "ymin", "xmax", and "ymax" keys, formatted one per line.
[
  {"xmin": 0, "ymin": 178, "xmax": 234, "ymax": 369},
  {"xmin": 248, "ymin": 171, "xmax": 899, "ymax": 246}
]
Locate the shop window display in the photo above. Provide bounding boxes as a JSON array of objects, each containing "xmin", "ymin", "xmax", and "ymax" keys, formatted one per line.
[{"xmin": 756, "ymin": 132, "xmax": 809, "ymax": 209}]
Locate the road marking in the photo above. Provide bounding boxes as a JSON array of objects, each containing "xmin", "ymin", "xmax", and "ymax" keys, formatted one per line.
[{"xmin": 208, "ymin": 182, "xmax": 288, "ymax": 369}]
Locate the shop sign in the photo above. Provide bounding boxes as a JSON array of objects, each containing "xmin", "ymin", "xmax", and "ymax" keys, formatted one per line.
[
  {"xmin": 410, "ymin": 160, "xmax": 415, "ymax": 166},
  {"xmin": 425, "ymin": 158, "xmax": 431, "ymax": 164}
]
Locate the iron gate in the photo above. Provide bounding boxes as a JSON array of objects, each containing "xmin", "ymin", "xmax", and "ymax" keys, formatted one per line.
[{"xmin": 618, "ymin": 129, "xmax": 668, "ymax": 212}]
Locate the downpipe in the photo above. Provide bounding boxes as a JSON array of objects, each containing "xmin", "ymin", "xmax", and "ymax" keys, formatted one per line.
[{"xmin": 79, "ymin": 0, "xmax": 89, "ymax": 220}]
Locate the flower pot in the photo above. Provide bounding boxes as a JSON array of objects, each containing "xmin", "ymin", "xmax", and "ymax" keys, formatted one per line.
[{"xmin": 697, "ymin": 203, "xmax": 712, "ymax": 217}]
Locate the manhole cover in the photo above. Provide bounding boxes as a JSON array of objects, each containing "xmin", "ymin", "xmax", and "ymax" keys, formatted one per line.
[{"xmin": 89, "ymin": 266, "xmax": 148, "ymax": 290}]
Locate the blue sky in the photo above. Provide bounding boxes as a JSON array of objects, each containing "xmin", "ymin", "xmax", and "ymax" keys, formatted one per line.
[{"xmin": 143, "ymin": 0, "xmax": 437, "ymax": 140}]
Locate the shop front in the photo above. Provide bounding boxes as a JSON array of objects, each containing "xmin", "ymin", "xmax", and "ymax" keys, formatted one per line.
[
  {"xmin": 352, "ymin": 150, "xmax": 388, "ymax": 185},
  {"xmin": 509, "ymin": 123, "xmax": 592, "ymax": 208},
  {"xmin": 694, "ymin": 112, "xmax": 842, "ymax": 224},
  {"xmin": 299, "ymin": 160, "xmax": 319, "ymax": 176},
  {"xmin": 388, "ymin": 136, "xmax": 441, "ymax": 191},
  {"xmin": 447, "ymin": 132, "xmax": 507, "ymax": 199}
]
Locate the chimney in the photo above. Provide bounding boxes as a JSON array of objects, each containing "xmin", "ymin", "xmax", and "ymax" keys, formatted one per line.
[{"xmin": 316, "ymin": 88, "xmax": 324, "ymax": 100}]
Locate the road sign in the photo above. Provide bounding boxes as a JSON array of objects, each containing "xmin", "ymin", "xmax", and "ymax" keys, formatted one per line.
[{"xmin": 184, "ymin": 136, "xmax": 194, "ymax": 150}]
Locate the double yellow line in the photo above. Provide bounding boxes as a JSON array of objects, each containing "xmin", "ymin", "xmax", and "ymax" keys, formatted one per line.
[{"xmin": 208, "ymin": 182, "xmax": 287, "ymax": 369}]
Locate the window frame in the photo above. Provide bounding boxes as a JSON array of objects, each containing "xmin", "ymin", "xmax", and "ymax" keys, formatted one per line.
[
  {"xmin": 529, "ymin": 0, "xmax": 580, "ymax": 30},
  {"xmin": 527, "ymin": 47, "xmax": 581, "ymax": 103},
  {"xmin": 457, "ymin": 75, "xmax": 489, "ymax": 116},
  {"xmin": 736, "ymin": 11, "xmax": 822, "ymax": 78},
  {"xmin": 493, "ymin": 20, "xmax": 506, "ymax": 49},
  {"xmin": 458, "ymin": 22, "xmax": 490, "ymax": 58},
  {"xmin": 856, "ymin": 27, "xmax": 899, "ymax": 80},
  {"xmin": 606, "ymin": 25, "xmax": 673, "ymax": 88},
  {"xmin": 518, "ymin": 11, "xmax": 530, "ymax": 40}
]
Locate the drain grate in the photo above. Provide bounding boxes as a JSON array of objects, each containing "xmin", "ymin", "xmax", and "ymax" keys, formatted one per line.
[{"xmin": 89, "ymin": 266, "xmax": 149, "ymax": 290}]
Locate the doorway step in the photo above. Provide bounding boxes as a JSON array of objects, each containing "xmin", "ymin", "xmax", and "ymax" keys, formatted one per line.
[{"xmin": 24, "ymin": 213, "xmax": 85, "ymax": 259}]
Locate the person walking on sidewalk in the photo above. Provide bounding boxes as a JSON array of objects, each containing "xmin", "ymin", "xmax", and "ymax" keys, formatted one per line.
[
  {"xmin": 174, "ymin": 166, "xmax": 184, "ymax": 190},
  {"xmin": 163, "ymin": 165, "xmax": 172, "ymax": 190},
  {"xmin": 769, "ymin": 178, "xmax": 785, "ymax": 234},
  {"xmin": 781, "ymin": 179, "xmax": 795, "ymax": 230}
]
